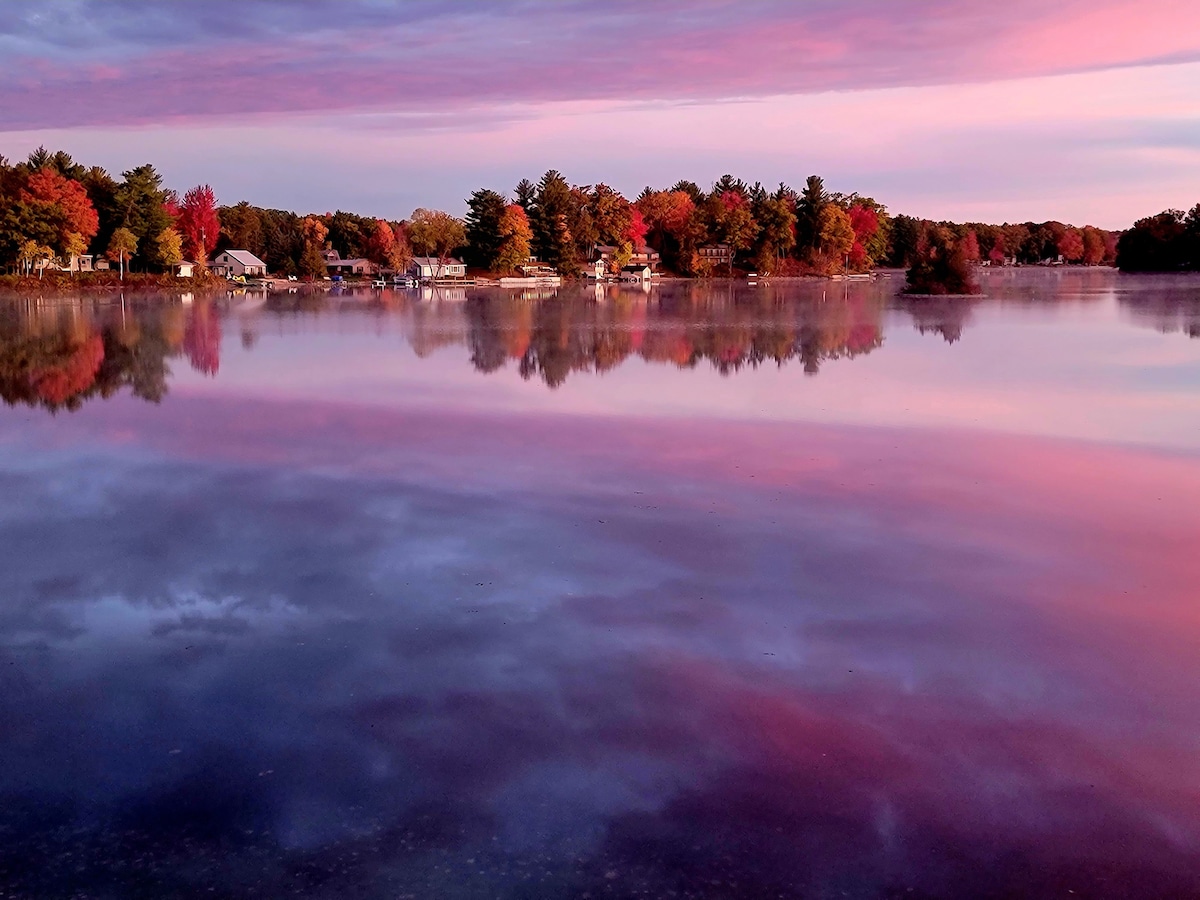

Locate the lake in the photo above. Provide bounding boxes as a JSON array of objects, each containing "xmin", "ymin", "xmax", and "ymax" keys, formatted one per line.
[{"xmin": 2, "ymin": 269, "xmax": 1199, "ymax": 898}]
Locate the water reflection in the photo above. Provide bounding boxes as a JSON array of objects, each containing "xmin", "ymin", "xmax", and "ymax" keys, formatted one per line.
[
  {"xmin": 0, "ymin": 297, "xmax": 220, "ymax": 411},
  {"xmin": 2, "ymin": 402, "xmax": 1198, "ymax": 897}
]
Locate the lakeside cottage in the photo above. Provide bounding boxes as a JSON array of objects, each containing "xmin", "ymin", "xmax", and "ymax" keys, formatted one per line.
[
  {"xmin": 323, "ymin": 247, "xmax": 378, "ymax": 277},
  {"xmin": 409, "ymin": 257, "xmax": 467, "ymax": 281},
  {"xmin": 176, "ymin": 261, "xmax": 196, "ymax": 278},
  {"xmin": 211, "ymin": 250, "xmax": 267, "ymax": 278},
  {"xmin": 592, "ymin": 244, "xmax": 661, "ymax": 275},
  {"xmin": 620, "ymin": 264, "xmax": 653, "ymax": 282}
]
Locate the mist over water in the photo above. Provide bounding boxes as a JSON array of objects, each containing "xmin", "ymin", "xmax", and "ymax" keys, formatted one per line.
[{"xmin": 2, "ymin": 270, "xmax": 1199, "ymax": 898}]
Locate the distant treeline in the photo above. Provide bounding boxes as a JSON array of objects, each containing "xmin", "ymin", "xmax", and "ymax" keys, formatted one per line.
[{"xmin": 0, "ymin": 145, "xmax": 1161, "ymax": 280}]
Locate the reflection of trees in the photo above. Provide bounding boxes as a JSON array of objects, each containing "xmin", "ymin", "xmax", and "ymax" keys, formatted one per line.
[
  {"xmin": 183, "ymin": 300, "xmax": 221, "ymax": 377},
  {"xmin": 463, "ymin": 284, "xmax": 886, "ymax": 388},
  {"xmin": 1118, "ymin": 288, "xmax": 1200, "ymax": 339},
  {"xmin": 0, "ymin": 301, "xmax": 188, "ymax": 411},
  {"xmin": 895, "ymin": 296, "xmax": 976, "ymax": 344}
]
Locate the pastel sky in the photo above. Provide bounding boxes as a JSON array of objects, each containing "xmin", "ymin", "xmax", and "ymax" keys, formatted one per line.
[{"xmin": 3, "ymin": 0, "xmax": 1199, "ymax": 226}]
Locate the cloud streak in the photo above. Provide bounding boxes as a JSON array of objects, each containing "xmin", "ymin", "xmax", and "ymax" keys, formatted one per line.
[{"xmin": 3, "ymin": 0, "xmax": 1200, "ymax": 130}]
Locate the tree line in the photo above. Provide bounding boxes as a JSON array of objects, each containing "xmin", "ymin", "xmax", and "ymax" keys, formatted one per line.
[{"xmin": 0, "ymin": 146, "xmax": 1144, "ymax": 281}]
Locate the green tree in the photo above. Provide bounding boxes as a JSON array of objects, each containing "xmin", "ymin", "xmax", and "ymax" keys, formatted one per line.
[
  {"xmin": 527, "ymin": 171, "xmax": 581, "ymax": 274},
  {"xmin": 465, "ymin": 189, "xmax": 508, "ymax": 270},
  {"xmin": 408, "ymin": 208, "xmax": 467, "ymax": 275},
  {"xmin": 114, "ymin": 165, "xmax": 172, "ymax": 271},
  {"xmin": 796, "ymin": 175, "xmax": 828, "ymax": 260}
]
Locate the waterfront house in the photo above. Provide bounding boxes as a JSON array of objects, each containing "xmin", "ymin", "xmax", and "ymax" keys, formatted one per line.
[
  {"xmin": 176, "ymin": 261, "xmax": 196, "ymax": 278},
  {"xmin": 409, "ymin": 257, "xmax": 467, "ymax": 281},
  {"xmin": 592, "ymin": 244, "xmax": 661, "ymax": 274},
  {"xmin": 211, "ymin": 250, "xmax": 267, "ymax": 278},
  {"xmin": 323, "ymin": 248, "xmax": 378, "ymax": 277},
  {"xmin": 620, "ymin": 264, "xmax": 653, "ymax": 282}
]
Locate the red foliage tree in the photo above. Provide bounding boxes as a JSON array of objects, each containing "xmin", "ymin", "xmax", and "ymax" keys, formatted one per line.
[
  {"xmin": 1058, "ymin": 227, "xmax": 1085, "ymax": 263},
  {"xmin": 20, "ymin": 168, "xmax": 100, "ymax": 246},
  {"xmin": 961, "ymin": 230, "xmax": 981, "ymax": 262},
  {"xmin": 178, "ymin": 185, "xmax": 221, "ymax": 265},
  {"xmin": 988, "ymin": 233, "xmax": 1007, "ymax": 265},
  {"xmin": 847, "ymin": 205, "xmax": 879, "ymax": 271},
  {"xmin": 624, "ymin": 208, "xmax": 648, "ymax": 250},
  {"xmin": 366, "ymin": 219, "xmax": 396, "ymax": 265}
]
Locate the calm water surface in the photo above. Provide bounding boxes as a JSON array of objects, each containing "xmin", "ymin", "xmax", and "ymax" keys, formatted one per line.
[{"xmin": 1, "ymin": 270, "xmax": 1199, "ymax": 898}]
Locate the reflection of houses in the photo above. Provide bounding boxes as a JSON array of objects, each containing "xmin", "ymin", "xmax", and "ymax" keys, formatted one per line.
[
  {"xmin": 410, "ymin": 257, "xmax": 467, "ymax": 282},
  {"xmin": 212, "ymin": 250, "xmax": 268, "ymax": 278},
  {"xmin": 592, "ymin": 244, "xmax": 661, "ymax": 275},
  {"xmin": 698, "ymin": 244, "xmax": 733, "ymax": 268},
  {"xmin": 322, "ymin": 248, "xmax": 378, "ymax": 278}
]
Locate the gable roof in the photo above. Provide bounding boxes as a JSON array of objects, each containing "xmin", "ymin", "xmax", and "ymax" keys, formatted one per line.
[
  {"xmin": 220, "ymin": 250, "xmax": 267, "ymax": 267},
  {"xmin": 411, "ymin": 257, "xmax": 464, "ymax": 267}
]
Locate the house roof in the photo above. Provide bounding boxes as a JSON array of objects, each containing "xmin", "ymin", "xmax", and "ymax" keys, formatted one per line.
[
  {"xmin": 411, "ymin": 257, "xmax": 464, "ymax": 267},
  {"xmin": 220, "ymin": 250, "xmax": 267, "ymax": 267},
  {"xmin": 327, "ymin": 257, "xmax": 372, "ymax": 266},
  {"xmin": 621, "ymin": 264, "xmax": 651, "ymax": 272}
]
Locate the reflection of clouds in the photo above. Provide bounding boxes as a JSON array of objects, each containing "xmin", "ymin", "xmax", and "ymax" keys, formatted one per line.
[{"xmin": 2, "ymin": 400, "xmax": 1200, "ymax": 895}]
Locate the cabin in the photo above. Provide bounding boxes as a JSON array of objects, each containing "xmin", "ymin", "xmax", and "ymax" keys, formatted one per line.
[
  {"xmin": 409, "ymin": 256, "xmax": 467, "ymax": 281},
  {"xmin": 323, "ymin": 248, "xmax": 378, "ymax": 277},
  {"xmin": 211, "ymin": 250, "xmax": 267, "ymax": 278},
  {"xmin": 176, "ymin": 261, "xmax": 196, "ymax": 278},
  {"xmin": 584, "ymin": 259, "xmax": 606, "ymax": 280},
  {"xmin": 620, "ymin": 265, "xmax": 653, "ymax": 282}
]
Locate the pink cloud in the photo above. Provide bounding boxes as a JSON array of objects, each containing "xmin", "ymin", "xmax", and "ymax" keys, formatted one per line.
[{"xmin": 3, "ymin": 0, "xmax": 1199, "ymax": 130}]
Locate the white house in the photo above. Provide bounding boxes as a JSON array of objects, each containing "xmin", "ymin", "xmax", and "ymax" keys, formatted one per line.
[
  {"xmin": 620, "ymin": 264, "xmax": 652, "ymax": 282},
  {"xmin": 409, "ymin": 257, "xmax": 466, "ymax": 281},
  {"xmin": 211, "ymin": 250, "xmax": 267, "ymax": 278},
  {"xmin": 176, "ymin": 261, "xmax": 196, "ymax": 278}
]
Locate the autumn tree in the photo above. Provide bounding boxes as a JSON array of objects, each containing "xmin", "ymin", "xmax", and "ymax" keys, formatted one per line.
[
  {"xmin": 107, "ymin": 227, "xmax": 138, "ymax": 280},
  {"xmin": 63, "ymin": 231, "xmax": 88, "ymax": 275},
  {"xmin": 298, "ymin": 215, "xmax": 329, "ymax": 279},
  {"xmin": 1081, "ymin": 226, "xmax": 1107, "ymax": 266},
  {"xmin": 156, "ymin": 227, "xmax": 184, "ymax": 268},
  {"xmin": 19, "ymin": 167, "xmax": 100, "ymax": 254},
  {"xmin": 366, "ymin": 219, "xmax": 407, "ymax": 270},
  {"xmin": 815, "ymin": 204, "xmax": 855, "ymax": 273},
  {"xmin": 178, "ymin": 184, "xmax": 220, "ymax": 266},
  {"xmin": 496, "ymin": 204, "xmax": 533, "ymax": 273},
  {"xmin": 1057, "ymin": 227, "xmax": 1085, "ymax": 263},
  {"xmin": 905, "ymin": 224, "xmax": 980, "ymax": 295}
]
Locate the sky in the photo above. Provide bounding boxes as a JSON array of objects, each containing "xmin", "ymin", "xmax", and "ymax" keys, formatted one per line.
[{"xmin": 2, "ymin": 0, "xmax": 1199, "ymax": 227}]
